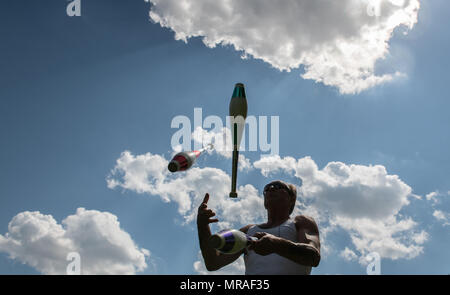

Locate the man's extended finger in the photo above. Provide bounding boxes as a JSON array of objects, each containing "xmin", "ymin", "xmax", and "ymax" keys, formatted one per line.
[{"xmin": 202, "ymin": 193, "xmax": 210, "ymax": 205}]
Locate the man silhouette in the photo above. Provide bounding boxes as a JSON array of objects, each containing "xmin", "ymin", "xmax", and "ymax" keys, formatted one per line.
[{"xmin": 197, "ymin": 180, "xmax": 321, "ymax": 274}]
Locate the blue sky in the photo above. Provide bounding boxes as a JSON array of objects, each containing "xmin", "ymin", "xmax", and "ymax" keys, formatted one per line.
[{"xmin": 0, "ymin": 0, "xmax": 449, "ymax": 274}]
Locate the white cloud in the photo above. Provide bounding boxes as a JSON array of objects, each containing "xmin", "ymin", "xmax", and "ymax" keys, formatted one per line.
[
  {"xmin": 333, "ymin": 216, "xmax": 426, "ymax": 261},
  {"xmin": 253, "ymin": 155, "xmax": 297, "ymax": 177},
  {"xmin": 255, "ymin": 155, "xmax": 411, "ymax": 219},
  {"xmin": 340, "ymin": 247, "xmax": 358, "ymax": 262},
  {"xmin": 148, "ymin": 0, "xmax": 420, "ymax": 94},
  {"xmin": 0, "ymin": 208, "xmax": 149, "ymax": 274},
  {"xmin": 193, "ymin": 251, "xmax": 245, "ymax": 275},
  {"xmin": 412, "ymin": 230, "xmax": 429, "ymax": 244},
  {"xmin": 106, "ymin": 151, "xmax": 168, "ymax": 194},
  {"xmin": 426, "ymin": 191, "xmax": 439, "ymax": 203},
  {"xmin": 192, "ymin": 126, "xmax": 231, "ymax": 158},
  {"xmin": 254, "ymin": 155, "xmax": 426, "ymax": 261},
  {"xmin": 425, "ymin": 191, "xmax": 438, "ymax": 200},
  {"xmin": 107, "ymin": 150, "xmax": 265, "ymax": 274},
  {"xmin": 238, "ymin": 154, "xmax": 252, "ymax": 172},
  {"xmin": 107, "ymin": 151, "xmax": 265, "ymax": 225},
  {"xmin": 432, "ymin": 210, "xmax": 446, "ymax": 221},
  {"xmin": 424, "ymin": 191, "xmax": 450, "ymax": 226},
  {"xmin": 432, "ymin": 210, "xmax": 449, "ymax": 226},
  {"xmin": 108, "ymin": 150, "xmax": 428, "ymax": 271}
]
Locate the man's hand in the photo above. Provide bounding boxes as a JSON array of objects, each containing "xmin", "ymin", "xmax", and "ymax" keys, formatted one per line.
[
  {"xmin": 248, "ymin": 232, "xmax": 280, "ymax": 256},
  {"xmin": 197, "ymin": 193, "xmax": 219, "ymax": 227},
  {"xmin": 197, "ymin": 193, "xmax": 245, "ymax": 271}
]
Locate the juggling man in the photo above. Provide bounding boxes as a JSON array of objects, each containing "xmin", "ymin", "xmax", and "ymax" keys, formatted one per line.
[{"xmin": 197, "ymin": 180, "xmax": 321, "ymax": 275}]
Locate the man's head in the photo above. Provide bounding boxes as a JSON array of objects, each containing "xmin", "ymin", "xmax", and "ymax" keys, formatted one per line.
[{"xmin": 263, "ymin": 180, "xmax": 297, "ymax": 215}]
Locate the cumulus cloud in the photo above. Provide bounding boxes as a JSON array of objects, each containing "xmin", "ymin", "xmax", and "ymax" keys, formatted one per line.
[
  {"xmin": 108, "ymin": 149, "xmax": 428, "ymax": 271},
  {"xmin": 254, "ymin": 155, "xmax": 412, "ymax": 219},
  {"xmin": 107, "ymin": 151, "xmax": 265, "ymax": 226},
  {"xmin": 334, "ymin": 216, "xmax": 427, "ymax": 261},
  {"xmin": 148, "ymin": 0, "xmax": 420, "ymax": 94},
  {"xmin": 432, "ymin": 210, "xmax": 446, "ymax": 221},
  {"xmin": 107, "ymin": 150, "xmax": 265, "ymax": 274},
  {"xmin": 340, "ymin": 247, "xmax": 358, "ymax": 262},
  {"xmin": 0, "ymin": 208, "xmax": 149, "ymax": 274},
  {"xmin": 254, "ymin": 154, "xmax": 427, "ymax": 261},
  {"xmin": 426, "ymin": 191, "xmax": 439, "ymax": 203},
  {"xmin": 193, "ymin": 251, "xmax": 245, "ymax": 275},
  {"xmin": 425, "ymin": 191, "xmax": 450, "ymax": 226},
  {"xmin": 432, "ymin": 210, "xmax": 449, "ymax": 226}
]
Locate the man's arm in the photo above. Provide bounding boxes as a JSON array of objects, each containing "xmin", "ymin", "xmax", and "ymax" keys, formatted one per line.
[
  {"xmin": 250, "ymin": 215, "xmax": 321, "ymax": 267},
  {"xmin": 197, "ymin": 193, "xmax": 252, "ymax": 271}
]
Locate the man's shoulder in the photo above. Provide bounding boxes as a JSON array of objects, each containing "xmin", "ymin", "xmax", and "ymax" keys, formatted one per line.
[
  {"xmin": 294, "ymin": 215, "xmax": 318, "ymax": 230},
  {"xmin": 239, "ymin": 224, "xmax": 255, "ymax": 234}
]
